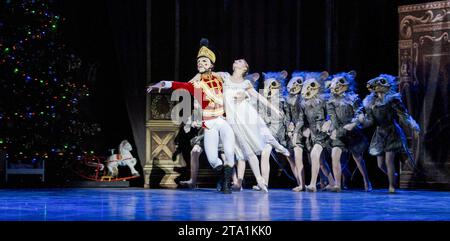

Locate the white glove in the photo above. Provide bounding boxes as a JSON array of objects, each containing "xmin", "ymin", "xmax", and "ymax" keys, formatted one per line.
[{"xmin": 147, "ymin": 81, "xmax": 172, "ymax": 93}]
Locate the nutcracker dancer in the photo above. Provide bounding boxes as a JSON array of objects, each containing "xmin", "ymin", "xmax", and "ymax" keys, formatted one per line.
[{"xmin": 147, "ymin": 39, "xmax": 236, "ymax": 194}]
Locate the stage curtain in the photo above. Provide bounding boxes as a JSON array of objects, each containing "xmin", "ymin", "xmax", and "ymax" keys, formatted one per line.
[{"xmin": 104, "ymin": 1, "xmax": 147, "ymax": 167}]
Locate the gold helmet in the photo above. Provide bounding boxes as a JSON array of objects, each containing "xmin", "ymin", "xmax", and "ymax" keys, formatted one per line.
[{"xmin": 197, "ymin": 38, "xmax": 216, "ymax": 63}]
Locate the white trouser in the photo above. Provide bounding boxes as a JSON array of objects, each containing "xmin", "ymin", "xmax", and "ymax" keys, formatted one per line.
[{"xmin": 203, "ymin": 117, "xmax": 236, "ymax": 168}]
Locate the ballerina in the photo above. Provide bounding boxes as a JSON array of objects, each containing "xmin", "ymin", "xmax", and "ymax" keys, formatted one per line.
[
  {"xmin": 230, "ymin": 72, "xmax": 261, "ymax": 191},
  {"xmin": 221, "ymin": 59, "xmax": 291, "ymax": 192}
]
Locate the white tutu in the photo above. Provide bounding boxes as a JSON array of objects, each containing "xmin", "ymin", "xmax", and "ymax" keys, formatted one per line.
[{"xmin": 222, "ymin": 73, "xmax": 283, "ymax": 160}]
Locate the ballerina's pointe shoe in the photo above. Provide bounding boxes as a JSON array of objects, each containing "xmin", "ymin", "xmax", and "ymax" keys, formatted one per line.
[
  {"xmin": 292, "ymin": 186, "xmax": 304, "ymax": 192},
  {"xmin": 252, "ymin": 185, "xmax": 261, "ymax": 191},
  {"xmin": 256, "ymin": 178, "xmax": 269, "ymax": 193},
  {"xmin": 305, "ymin": 185, "xmax": 317, "ymax": 192},
  {"xmin": 365, "ymin": 182, "xmax": 373, "ymax": 192}
]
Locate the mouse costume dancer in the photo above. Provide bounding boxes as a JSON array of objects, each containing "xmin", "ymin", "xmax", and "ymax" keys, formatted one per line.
[
  {"xmin": 353, "ymin": 74, "xmax": 420, "ymax": 193},
  {"xmin": 147, "ymin": 39, "xmax": 236, "ymax": 194},
  {"xmin": 286, "ymin": 71, "xmax": 307, "ymax": 192},
  {"xmin": 325, "ymin": 71, "xmax": 372, "ymax": 192},
  {"xmin": 179, "ymin": 99, "xmax": 204, "ymax": 189},
  {"xmin": 257, "ymin": 71, "xmax": 293, "ymax": 189},
  {"xmin": 298, "ymin": 71, "xmax": 336, "ymax": 192}
]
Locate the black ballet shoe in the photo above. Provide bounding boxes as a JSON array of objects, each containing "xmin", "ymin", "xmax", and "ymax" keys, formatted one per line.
[
  {"xmin": 223, "ymin": 166, "xmax": 233, "ymax": 194},
  {"xmin": 213, "ymin": 165, "xmax": 224, "ymax": 192}
]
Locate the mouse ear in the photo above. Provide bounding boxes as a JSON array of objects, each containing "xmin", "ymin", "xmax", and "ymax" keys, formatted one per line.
[
  {"xmin": 348, "ymin": 70, "xmax": 357, "ymax": 79},
  {"xmin": 280, "ymin": 70, "xmax": 288, "ymax": 79},
  {"xmin": 320, "ymin": 71, "xmax": 329, "ymax": 81},
  {"xmin": 251, "ymin": 73, "xmax": 260, "ymax": 82}
]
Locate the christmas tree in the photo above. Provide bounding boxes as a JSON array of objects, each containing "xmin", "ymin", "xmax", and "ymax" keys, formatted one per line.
[{"xmin": 0, "ymin": 0, "xmax": 100, "ymax": 182}]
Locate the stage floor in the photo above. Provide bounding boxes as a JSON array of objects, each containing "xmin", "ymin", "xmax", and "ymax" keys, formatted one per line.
[{"xmin": 0, "ymin": 188, "xmax": 449, "ymax": 221}]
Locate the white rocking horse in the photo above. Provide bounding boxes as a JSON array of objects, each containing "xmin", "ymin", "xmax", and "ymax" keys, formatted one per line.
[{"xmin": 106, "ymin": 140, "xmax": 140, "ymax": 178}]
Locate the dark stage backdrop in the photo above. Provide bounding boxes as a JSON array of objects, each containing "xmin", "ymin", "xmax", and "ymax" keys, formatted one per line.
[
  {"xmin": 56, "ymin": 0, "xmax": 146, "ymax": 185},
  {"xmin": 56, "ymin": 0, "xmax": 431, "ymax": 187},
  {"xmin": 154, "ymin": 0, "xmax": 428, "ymax": 90}
]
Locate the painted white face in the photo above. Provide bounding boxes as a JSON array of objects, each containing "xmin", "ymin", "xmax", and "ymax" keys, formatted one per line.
[
  {"xmin": 301, "ymin": 78, "xmax": 321, "ymax": 99},
  {"xmin": 263, "ymin": 78, "xmax": 281, "ymax": 97},
  {"xmin": 329, "ymin": 77, "xmax": 349, "ymax": 95},
  {"xmin": 197, "ymin": 57, "xmax": 213, "ymax": 73},
  {"xmin": 287, "ymin": 77, "xmax": 303, "ymax": 95}
]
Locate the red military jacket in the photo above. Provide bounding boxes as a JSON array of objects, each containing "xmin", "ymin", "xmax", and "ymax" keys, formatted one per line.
[{"xmin": 171, "ymin": 72, "xmax": 225, "ymax": 128}]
